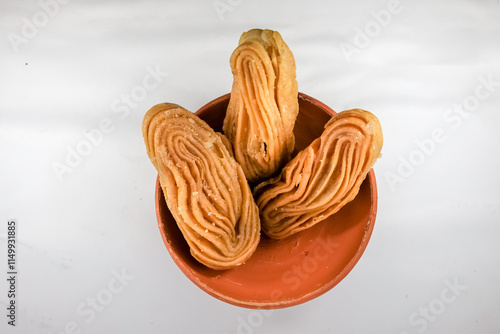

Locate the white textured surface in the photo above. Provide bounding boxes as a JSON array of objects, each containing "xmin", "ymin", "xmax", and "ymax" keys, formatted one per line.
[{"xmin": 1, "ymin": 0, "xmax": 500, "ymax": 333}]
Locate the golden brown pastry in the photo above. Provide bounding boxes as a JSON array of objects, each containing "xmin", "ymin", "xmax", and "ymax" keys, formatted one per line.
[
  {"xmin": 143, "ymin": 103, "xmax": 261, "ymax": 270},
  {"xmin": 253, "ymin": 109, "xmax": 383, "ymax": 239},
  {"xmin": 223, "ymin": 28, "xmax": 299, "ymax": 184}
]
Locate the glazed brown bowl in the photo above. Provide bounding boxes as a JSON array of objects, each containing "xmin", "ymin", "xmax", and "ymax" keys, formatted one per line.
[{"xmin": 155, "ymin": 92, "xmax": 378, "ymax": 309}]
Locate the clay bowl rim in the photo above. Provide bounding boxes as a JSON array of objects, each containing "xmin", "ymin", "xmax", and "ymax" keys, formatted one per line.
[{"xmin": 154, "ymin": 92, "xmax": 378, "ymax": 309}]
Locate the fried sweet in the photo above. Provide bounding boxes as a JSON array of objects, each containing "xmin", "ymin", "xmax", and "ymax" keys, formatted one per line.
[
  {"xmin": 223, "ymin": 28, "xmax": 299, "ymax": 184},
  {"xmin": 143, "ymin": 103, "xmax": 261, "ymax": 270},
  {"xmin": 253, "ymin": 109, "xmax": 383, "ymax": 239}
]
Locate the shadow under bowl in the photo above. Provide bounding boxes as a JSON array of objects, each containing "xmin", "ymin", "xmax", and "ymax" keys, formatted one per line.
[{"xmin": 155, "ymin": 92, "xmax": 378, "ymax": 309}]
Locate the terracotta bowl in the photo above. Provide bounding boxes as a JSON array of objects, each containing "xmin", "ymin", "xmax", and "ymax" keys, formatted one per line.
[{"xmin": 155, "ymin": 92, "xmax": 378, "ymax": 309}]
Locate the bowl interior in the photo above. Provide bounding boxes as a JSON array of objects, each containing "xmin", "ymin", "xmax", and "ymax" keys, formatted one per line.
[{"xmin": 155, "ymin": 93, "xmax": 377, "ymax": 309}]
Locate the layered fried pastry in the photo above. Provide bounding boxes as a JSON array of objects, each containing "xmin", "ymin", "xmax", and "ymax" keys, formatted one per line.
[
  {"xmin": 143, "ymin": 103, "xmax": 261, "ymax": 270},
  {"xmin": 253, "ymin": 109, "xmax": 383, "ymax": 239},
  {"xmin": 223, "ymin": 28, "xmax": 299, "ymax": 184}
]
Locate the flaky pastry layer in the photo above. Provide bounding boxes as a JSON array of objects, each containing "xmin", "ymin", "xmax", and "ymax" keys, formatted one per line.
[
  {"xmin": 253, "ymin": 109, "xmax": 383, "ymax": 239},
  {"xmin": 223, "ymin": 29, "xmax": 299, "ymax": 184},
  {"xmin": 143, "ymin": 103, "xmax": 260, "ymax": 270}
]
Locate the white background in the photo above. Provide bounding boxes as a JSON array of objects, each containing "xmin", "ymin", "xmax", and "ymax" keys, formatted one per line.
[{"xmin": 1, "ymin": 0, "xmax": 500, "ymax": 333}]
